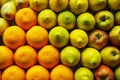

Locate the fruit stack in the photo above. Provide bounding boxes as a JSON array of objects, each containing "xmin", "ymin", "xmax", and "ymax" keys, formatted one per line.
[{"xmin": 0, "ymin": 0, "xmax": 120, "ymax": 80}]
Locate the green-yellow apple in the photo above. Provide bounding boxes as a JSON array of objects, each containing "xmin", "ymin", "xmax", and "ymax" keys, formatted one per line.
[
  {"xmin": 101, "ymin": 46, "xmax": 120, "ymax": 67},
  {"xmin": 60, "ymin": 46, "xmax": 80, "ymax": 67},
  {"xmin": 58, "ymin": 10, "xmax": 76, "ymax": 30},
  {"xmin": 109, "ymin": 26, "xmax": 120, "ymax": 47},
  {"xmin": 38, "ymin": 9, "xmax": 57, "ymax": 29},
  {"xmin": 81, "ymin": 48, "xmax": 101, "ymax": 69},
  {"xmin": 70, "ymin": 29, "xmax": 88, "ymax": 48},
  {"xmin": 49, "ymin": 26, "xmax": 69, "ymax": 48},
  {"xmin": 115, "ymin": 66, "xmax": 120, "ymax": 80},
  {"xmin": 30, "ymin": 0, "xmax": 48, "ymax": 12},
  {"xmin": 115, "ymin": 11, "xmax": 120, "ymax": 25},
  {"xmin": 75, "ymin": 67, "xmax": 94, "ymax": 80},
  {"xmin": 94, "ymin": 65, "xmax": 114, "ymax": 80},
  {"xmin": 89, "ymin": 0, "xmax": 107, "ymax": 12},
  {"xmin": 77, "ymin": 12, "xmax": 95, "ymax": 31},
  {"xmin": 95, "ymin": 10, "xmax": 114, "ymax": 31},
  {"xmin": 88, "ymin": 29, "xmax": 108, "ymax": 50},
  {"xmin": 1, "ymin": 0, "xmax": 17, "ymax": 20},
  {"xmin": 14, "ymin": 0, "xmax": 29, "ymax": 9},
  {"xmin": 108, "ymin": 0, "xmax": 120, "ymax": 10},
  {"xmin": 0, "ymin": 18, "xmax": 9, "ymax": 36},
  {"xmin": 0, "ymin": 0, "xmax": 7, "ymax": 6},
  {"xmin": 69, "ymin": 0, "xmax": 88, "ymax": 15},
  {"xmin": 49, "ymin": 0, "xmax": 68, "ymax": 13}
]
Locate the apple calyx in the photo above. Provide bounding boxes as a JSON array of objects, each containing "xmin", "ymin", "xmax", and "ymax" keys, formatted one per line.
[
  {"xmin": 95, "ymin": 33, "xmax": 104, "ymax": 43},
  {"xmin": 111, "ymin": 50, "xmax": 118, "ymax": 56},
  {"xmin": 83, "ymin": 20, "xmax": 90, "ymax": 26},
  {"xmin": 55, "ymin": 34, "xmax": 63, "ymax": 43},
  {"xmin": 76, "ymin": 1, "xmax": 82, "ymax": 9},
  {"xmin": 43, "ymin": 16, "xmax": 52, "ymax": 23},
  {"xmin": 99, "ymin": 16, "xmax": 110, "ymax": 27}
]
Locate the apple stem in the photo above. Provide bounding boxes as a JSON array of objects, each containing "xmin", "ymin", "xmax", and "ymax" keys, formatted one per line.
[
  {"xmin": 95, "ymin": 33, "xmax": 102, "ymax": 39},
  {"xmin": 100, "ymin": 15, "xmax": 106, "ymax": 22}
]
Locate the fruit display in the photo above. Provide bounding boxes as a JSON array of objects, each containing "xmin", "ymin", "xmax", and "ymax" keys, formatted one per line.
[{"xmin": 0, "ymin": 0, "xmax": 120, "ymax": 80}]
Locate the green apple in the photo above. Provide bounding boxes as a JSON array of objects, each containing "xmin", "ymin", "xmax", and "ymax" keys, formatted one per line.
[
  {"xmin": 49, "ymin": 26, "xmax": 69, "ymax": 48},
  {"xmin": 77, "ymin": 12, "xmax": 95, "ymax": 31},
  {"xmin": 70, "ymin": 29, "xmax": 88, "ymax": 48},
  {"xmin": 1, "ymin": 0, "xmax": 17, "ymax": 20},
  {"xmin": 14, "ymin": 0, "xmax": 29, "ymax": 9},
  {"xmin": 108, "ymin": 0, "xmax": 120, "ymax": 10},
  {"xmin": 49, "ymin": 0, "xmax": 68, "ymax": 13},
  {"xmin": 81, "ymin": 48, "xmax": 101, "ymax": 69},
  {"xmin": 0, "ymin": 18, "xmax": 9, "ymax": 36},
  {"xmin": 38, "ymin": 9, "xmax": 57, "ymax": 29},
  {"xmin": 60, "ymin": 46, "xmax": 80, "ymax": 67},
  {"xmin": 89, "ymin": 0, "xmax": 107, "ymax": 12},
  {"xmin": 30, "ymin": 0, "xmax": 48, "ymax": 12},
  {"xmin": 109, "ymin": 26, "xmax": 120, "ymax": 47},
  {"xmin": 75, "ymin": 67, "xmax": 94, "ymax": 80},
  {"xmin": 115, "ymin": 66, "xmax": 120, "ymax": 80},
  {"xmin": 95, "ymin": 10, "xmax": 114, "ymax": 31},
  {"xmin": 58, "ymin": 10, "xmax": 76, "ymax": 30},
  {"xmin": 101, "ymin": 46, "xmax": 120, "ymax": 67},
  {"xmin": 115, "ymin": 11, "xmax": 120, "ymax": 25},
  {"xmin": 0, "ymin": 0, "xmax": 7, "ymax": 6},
  {"xmin": 69, "ymin": 0, "xmax": 88, "ymax": 15}
]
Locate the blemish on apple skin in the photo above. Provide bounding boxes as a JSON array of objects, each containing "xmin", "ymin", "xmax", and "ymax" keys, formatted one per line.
[{"xmin": 111, "ymin": 50, "xmax": 118, "ymax": 56}]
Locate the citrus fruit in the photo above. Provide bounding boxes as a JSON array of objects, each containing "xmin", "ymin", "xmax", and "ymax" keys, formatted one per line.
[
  {"xmin": 58, "ymin": 10, "xmax": 76, "ymax": 30},
  {"xmin": 60, "ymin": 46, "xmax": 80, "ymax": 67},
  {"xmin": 30, "ymin": 0, "xmax": 48, "ymax": 12},
  {"xmin": 38, "ymin": 45, "xmax": 60, "ymax": 69},
  {"xmin": 0, "ymin": 18, "xmax": 9, "ymax": 36},
  {"xmin": 70, "ymin": 29, "xmax": 88, "ymax": 48},
  {"xmin": 3, "ymin": 26, "xmax": 25, "ymax": 49},
  {"xmin": 26, "ymin": 65, "xmax": 50, "ymax": 80},
  {"xmin": 38, "ymin": 9, "xmax": 57, "ymax": 29},
  {"xmin": 15, "ymin": 7, "xmax": 37, "ymax": 30},
  {"xmin": 14, "ymin": 45, "xmax": 37, "ymax": 69},
  {"xmin": 50, "ymin": 64, "xmax": 73, "ymax": 80},
  {"xmin": 2, "ymin": 65, "xmax": 25, "ymax": 80},
  {"xmin": 81, "ymin": 48, "xmax": 101, "ymax": 69},
  {"xmin": 49, "ymin": 26, "xmax": 69, "ymax": 48},
  {"xmin": 26, "ymin": 26, "xmax": 48, "ymax": 49},
  {"xmin": 0, "ymin": 46, "xmax": 14, "ymax": 69}
]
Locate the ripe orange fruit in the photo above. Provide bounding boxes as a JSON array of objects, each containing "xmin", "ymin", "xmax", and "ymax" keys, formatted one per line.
[
  {"xmin": 3, "ymin": 26, "xmax": 25, "ymax": 49},
  {"xmin": 26, "ymin": 26, "xmax": 48, "ymax": 49},
  {"xmin": 38, "ymin": 45, "xmax": 60, "ymax": 69},
  {"xmin": 14, "ymin": 45, "xmax": 37, "ymax": 69},
  {"xmin": 15, "ymin": 7, "xmax": 37, "ymax": 30},
  {"xmin": 50, "ymin": 64, "xmax": 74, "ymax": 80},
  {"xmin": 26, "ymin": 65, "xmax": 50, "ymax": 80},
  {"xmin": 0, "ymin": 46, "xmax": 14, "ymax": 69},
  {"xmin": 2, "ymin": 65, "xmax": 25, "ymax": 80}
]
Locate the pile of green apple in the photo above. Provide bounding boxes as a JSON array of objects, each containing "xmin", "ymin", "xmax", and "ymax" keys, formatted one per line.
[{"xmin": 0, "ymin": 0, "xmax": 120, "ymax": 80}]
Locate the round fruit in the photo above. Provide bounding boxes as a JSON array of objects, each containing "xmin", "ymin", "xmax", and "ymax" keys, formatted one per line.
[
  {"xmin": 15, "ymin": 7, "xmax": 37, "ymax": 30},
  {"xmin": 3, "ymin": 26, "xmax": 25, "ymax": 49},
  {"xmin": 14, "ymin": 45, "xmax": 37, "ymax": 69},
  {"xmin": 70, "ymin": 29, "xmax": 88, "ymax": 48},
  {"xmin": 2, "ymin": 65, "xmax": 25, "ymax": 80},
  {"xmin": 60, "ymin": 46, "xmax": 80, "ymax": 66},
  {"xmin": 26, "ymin": 65, "xmax": 49, "ymax": 80},
  {"xmin": 49, "ymin": 26, "xmax": 69, "ymax": 48},
  {"xmin": 38, "ymin": 45, "xmax": 60, "ymax": 69},
  {"xmin": 26, "ymin": 26, "xmax": 48, "ymax": 49},
  {"xmin": 50, "ymin": 64, "xmax": 73, "ymax": 80},
  {"xmin": 38, "ymin": 9, "xmax": 57, "ymax": 29},
  {"xmin": 0, "ymin": 46, "xmax": 14, "ymax": 69}
]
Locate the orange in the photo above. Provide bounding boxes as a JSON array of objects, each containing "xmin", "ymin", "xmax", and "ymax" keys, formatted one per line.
[
  {"xmin": 0, "ymin": 46, "xmax": 14, "ymax": 69},
  {"xmin": 50, "ymin": 64, "xmax": 74, "ymax": 80},
  {"xmin": 26, "ymin": 26, "xmax": 48, "ymax": 49},
  {"xmin": 38, "ymin": 45, "xmax": 60, "ymax": 69},
  {"xmin": 2, "ymin": 65, "xmax": 25, "ymax": 80},
  {"xmin": 14, "ymin": 45, "xmax": 37, "ymax": 69},
  {"xmin": 26, "ymin": 65, "xmax": 50, "ymax": 80},
  {"xmin": 15, "ymin": 7, "xmax": 37, "ymax": 30},
  {"xmin": 3, "ymin": 26, "xmax": 26, "ymax": 49}
]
